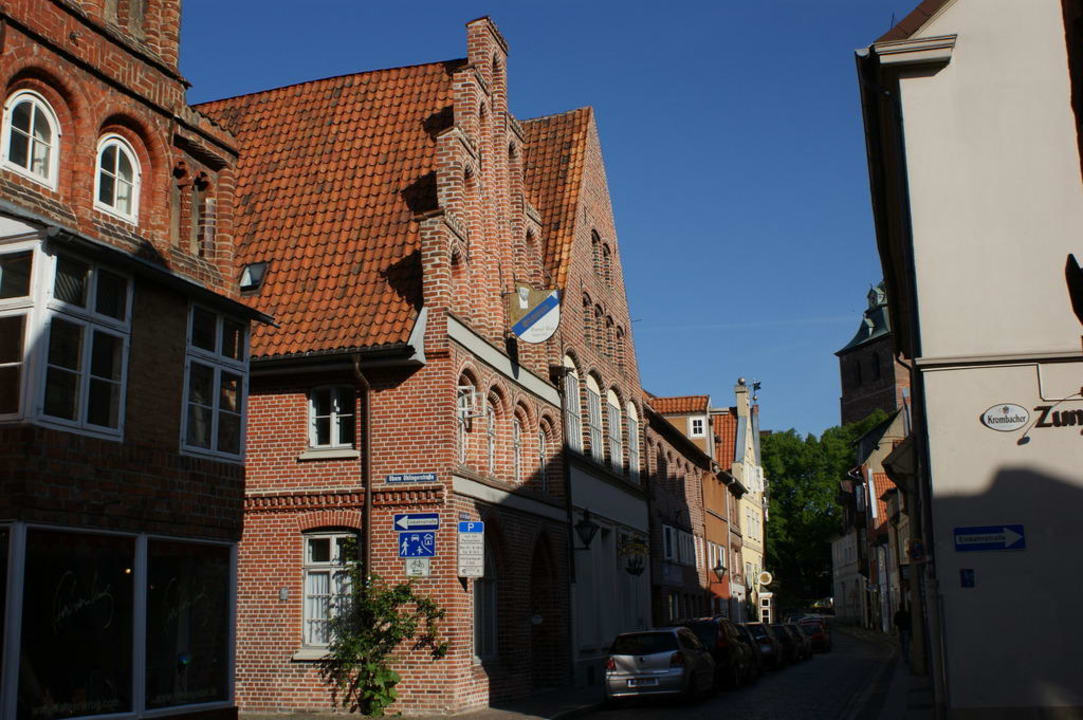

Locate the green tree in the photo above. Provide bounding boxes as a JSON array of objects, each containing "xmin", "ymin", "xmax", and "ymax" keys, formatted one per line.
[
  {"xmin": 318, "ymin": 569, "xmax": 449, "ymax": 716},
  {"xmin": 761, "ymin": 410, "xmax": 888, "ymax": 611}
]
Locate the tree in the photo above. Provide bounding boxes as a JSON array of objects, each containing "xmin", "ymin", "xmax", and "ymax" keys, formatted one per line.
[
  {"xmin": 318, "ymin": 569, "xmax": 449, "ymax": 716},
  {"xmin": 761, "ymin": 410, "xmax": 888, "ymax": 611}
]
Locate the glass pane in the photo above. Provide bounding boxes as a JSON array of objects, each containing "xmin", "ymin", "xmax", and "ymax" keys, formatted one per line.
[
  {"xmin": 0, "ymin": 365, "xmax": 20, "ymax": 414},
  {"xmin": 54, "ymin": 257, "xmax": 90, "ymax": 306},
  {"xmin": 145, "ymin": 541, "xmax": 230, "ymax": 709},
  {"xmin": 30, "ymin": 135, "xmax": 49, "ymax": 177},
  {"xmin": 312, "ymin": 388, "xmax": 330, "ymax": 417},
  {"xmin": 95, "ymin": 269, "xmax": 127, "ymax": 320},
  {"xmin": 0, "ymin": 314, "xmax": 25, "ymax": 363},
  {"xmin": 333, "ymin": 387, "xmax": 352, "ymax": 414},
  {"xmin": 100, "ymin": 144, "xmax": 117, "ymax": 174},
  {"xmin": 117, "ymin": 148, "xmax": 133, "ymax": 182},
  {"xmin": 314, "ymin": 417, "xmax": 330, "ymax": 446},
  {"xmin": 8, "ymin": 129, "xmax": 28, "ymax": 169},
  {"xmin": 44, "ymin": 367, "xmax": 79, "ymax": 420},
  {"xmin": 115, "ymin": 178, "xmax": 133, "ymax": 215},
  {"xmin": 190, "ymin": 307, "xmax": 216, "ymax": 351},
  {"xmin": 47, "ymin": 318, "xmax": 83, "ymax": 370},
  {"xmin": 90, "ymin": 331, "xmax": 122, "ymax": 380},
  {"xmin": 0, "ymin": 251, "xmax": 32, "ymax": 298},
  {"xmin": 11, "ymin": 101, "xmax": 31, "ymax": 132},
  {"xmin": 308, "ymin": 538, "xmax": 330, "ymax": 563},
  {"xmin": 219, "ymin": 371, "xmax": 240, "ymax": 413},
  {"xmin": 87, "ymin": 378, "xmax": 120, "ymax": 428},
  {"xmin": 98, "ymin": 171, "xmax": 114, "ymax": 206},
  {"xmin": 32, "ymin": 106, "xmax": 52, "ymax": 143},
  {"xmin": 337, "ymin": 415, "xmax": 355, "ymax": 446},
  {"xmin": 187, "ymin": 363, "xmax": 214, "ymax": 406},
  {"xmin": 221, "ymin": 319, "xmax": 245, "ymax": 360},
  {"xmin": 185, "ymin": 404, "xmax": 212, "ymax": 448},
  {"xmin": 217, "ymin": 412, "xmax": 240, "ymax": 455},
  {"xmin": 18, "ymin": 530, "xmax": 134, "ymax": 720},
  {"xmin": 337, "ymin": 536, "xmax": 358, "ymax": 563}
]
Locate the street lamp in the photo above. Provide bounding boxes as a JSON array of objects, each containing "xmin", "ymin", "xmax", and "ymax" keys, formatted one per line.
[
  {"xmin": 574, "ymin": 509, "xmax": 600, "ymax": 549},
  {"xmin": 713, "ymin": 561, "xmax": 727, "ymax": 582}
]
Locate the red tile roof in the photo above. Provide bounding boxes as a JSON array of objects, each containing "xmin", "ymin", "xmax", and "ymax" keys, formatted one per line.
[
  {"xmin": 712, "ymin": 408, "xmax": 738, "ymax": 471},
  {"xmin": 522, "ymin": 107, "xmax": 592, "ymax": 290},
  {"xmin": 197, "ymin": 60, "xmax": 462, "ymax": 359},
  {"xmin": 872, "ymin": 472, "xmax": 895, "ymax": 532},
  {"xmin": 877, "ymin": 0, "xmax": 951, "ymax": 42},
  {"xmin": 651, "ymin": 395, "xmax": 710, "ymax": 415}
]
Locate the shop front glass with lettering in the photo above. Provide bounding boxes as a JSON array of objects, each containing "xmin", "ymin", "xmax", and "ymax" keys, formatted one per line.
[
  {"xmin": 146, "ymin": 540, "xmax": 230, "ymax": 708},
  {"xmin": 19, "ymin": 530, "xmax": 134, "ymax": 720}
]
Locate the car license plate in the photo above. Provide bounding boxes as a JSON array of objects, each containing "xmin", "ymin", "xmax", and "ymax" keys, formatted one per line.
[{"xmin": 628, "ymin": 678, "xmax": 658, "ymax": 687}]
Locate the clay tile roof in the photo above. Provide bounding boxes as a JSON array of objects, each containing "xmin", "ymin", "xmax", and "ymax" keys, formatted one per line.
[
  {"xmin": 877, "ymin": 0, "xmax": 952, "ymax": 43},
  {"xmin": 712, "ymin": 408, "xmax": 738, "ymax": 472},
  {"xmin": 196, "ymin": 60, "xmax": 463, "ymax": 360},
  {"xmin": 522, "ymin": 107, "xmax": 592, "ymax": 290},
  {"xmin": 651, "ymin": 395, "xmax": 710, "ymax": 415}
]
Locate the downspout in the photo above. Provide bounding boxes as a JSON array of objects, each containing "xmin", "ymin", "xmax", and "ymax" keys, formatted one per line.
[{"xmin": 352, "ymin": 355, "xmax": 373, "ymax": 580}]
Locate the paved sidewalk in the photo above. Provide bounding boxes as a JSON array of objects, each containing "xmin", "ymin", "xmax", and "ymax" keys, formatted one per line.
[
  {"xmin": 398, "ymin": 684, "xmax": 604, "ymax": 720},
  {"xmin": 832, "ymin": 625, "xmax": 935, "ymax": 720}
]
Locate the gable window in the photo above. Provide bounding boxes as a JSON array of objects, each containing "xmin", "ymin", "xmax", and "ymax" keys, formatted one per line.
[
  {"xmin": 182, "ymin": 305, "xmax": 248, "ymax": 459},
  {"xmin": 586, "ymin": 376, "xmax": 603, "ymax": 463},
  {"xmin": 606, "ymin": 390, "xmax": 622, "ymax": 468},
  {"xmin": 689, "ymin": 416, "xmax": 706, "ymax": 437},
  {"xmin": 2, "ymin": 90, "xmax": 59, "ymax": 188},
  {"xmin": 94, "ymin": 134, "xmax": 141, "ymax": 223},
  {"xmin": 562, "ymin": 357, "xmax": 582, "ymax": 452},
  {"xmin": 303, "ymin": 531, "xmax": 357, "ymax": 646},
  {"xmin": 309, "ymin": 386, "xmax": 354, "ymax": 448}
]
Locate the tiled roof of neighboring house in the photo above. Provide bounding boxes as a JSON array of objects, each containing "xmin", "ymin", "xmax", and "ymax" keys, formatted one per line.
[
  {"xmin": 872, "ymin": 472, "xmax": 895, "ymax": 532},
  {"xmin": 877, "ymin": 0, "xmax": 952, "ymax": 42},
  {"xmin": 712, "ymin": 407, "xmax": 738, "ymax": 472},
  {"xmin": 651, "ymin": 395, "xmax": 710, "ymax": 415},
  {"xmin": 522, "ymin": 107, "xmax": 592, "ymax": 290},
  {"xmin": 196, "ymin": 60, "xmax": 462, "ymax": 359}
]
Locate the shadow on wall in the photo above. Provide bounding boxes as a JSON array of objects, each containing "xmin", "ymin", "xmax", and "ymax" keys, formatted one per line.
[{"xmin": 932, "ymin": 466, "xmax": 1083, "ymax": 711}]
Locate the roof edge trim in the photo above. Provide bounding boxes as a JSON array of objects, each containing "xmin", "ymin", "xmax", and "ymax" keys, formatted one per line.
[{"xmin": 874, "ymin": 34, "xmax": 957, "ymax": 66}]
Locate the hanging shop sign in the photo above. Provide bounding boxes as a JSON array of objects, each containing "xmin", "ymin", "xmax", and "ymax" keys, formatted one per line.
[
  {"xmin": 980, "ymin": 404, "xmax": 1029, "ymax": 432},
  {"xmin": 507, "ymin": 285, "xmax": 560, "ymax": 344}
]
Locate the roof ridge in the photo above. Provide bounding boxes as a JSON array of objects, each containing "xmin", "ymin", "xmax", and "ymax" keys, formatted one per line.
[
  {"xmin": 522, "ymin": 106, "xmax": 593, "ymax": 124},
  {"xmin": 195, "ymin": 57, "xmax": 466, "ymax": 109}
]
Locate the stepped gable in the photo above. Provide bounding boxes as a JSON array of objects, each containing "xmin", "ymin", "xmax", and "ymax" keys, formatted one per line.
[
  {"xmin": 522, "ymin": 107, "xmax": 592, "ymax": 290},
  {"xmin": 197, "ymin": 60, "xmax": 463, "ymax": 359}
]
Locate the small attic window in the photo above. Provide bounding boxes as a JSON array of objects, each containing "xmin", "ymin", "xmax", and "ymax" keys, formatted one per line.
[{"xmin": 240, "ymin": 262, "xmax": 268, "ymax": 292}]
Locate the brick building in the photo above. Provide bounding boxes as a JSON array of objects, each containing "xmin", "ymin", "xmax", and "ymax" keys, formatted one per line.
[
  {"xmin": 835, "ymin": 283, "xmax": 909, "ymax": 425},
  {"xmin": 0, "ymin": 2, "xmax": 267, "ymax": 720},
  {"xmin": 198, "ymin": 17, "xmax": 649, "ymax": 713}
]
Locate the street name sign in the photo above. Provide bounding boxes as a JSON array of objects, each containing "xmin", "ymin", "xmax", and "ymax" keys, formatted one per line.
[
  {"xmin": 457, "ymin": 521, "xmax": 485, "ymax": 578},
  {"xmin": 386, "ymin": 472, "xmax": 438, "ymax": 484},
  {"xmin": 394, "ymin": 513, "xmax": 440, "ymax": 531},
  {"xmin": 953, "ymin": 524, "xmax": 1026, "ymax": 552},
  {"xmin": 404, "ymin": 557, "xmax": 432, "ymax": 577},
  {"xmin": 399, "ymin": 531, "xmax": 436, "ymax": 558}
]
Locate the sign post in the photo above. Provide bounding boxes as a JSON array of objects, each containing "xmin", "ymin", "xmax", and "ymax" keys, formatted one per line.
[{"xmin": 457, "ymin": 521, "xmax": 485, "ymax": 578}]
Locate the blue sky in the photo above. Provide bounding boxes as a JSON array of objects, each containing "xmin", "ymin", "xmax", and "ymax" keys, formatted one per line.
[{"xmin": 181, "ymin": 0, "xmax": 908, "ymax": 437}]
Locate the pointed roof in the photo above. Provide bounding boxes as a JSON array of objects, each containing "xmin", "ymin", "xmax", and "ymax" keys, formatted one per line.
[
  {"xmin": 522, "ymin": 107, "xmax": 592, "ymax": 290},
  {"xmin": 877, "ymin": 0, "xmax": 953, "ymax": 43},
  {"xmin": 196, "ymin": 60, "xmax": 462, "ymax": 360},
  {"xmin": 837, "ymin": 282, "xmax": 892, "ymax": 355}
]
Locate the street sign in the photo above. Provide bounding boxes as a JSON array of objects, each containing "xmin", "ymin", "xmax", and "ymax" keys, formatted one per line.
[
  {"xmin": 399, "ymin": 531, "xmax": 436, "ymax": 558},
  {"xmin": 405, "ymin": 557, "xmax": 432, "ymax": 577},
  {"xmin": 953, "ymin": 524, "xmax": 1026, "ymax": 552},
  {"xmin": 394, "ymin": 513, "xmax": 440, "ymax": 531},
  {"xmin": 386, "ymin": 472, "xmax": 438, "ymax": 484},
  {"xmin": 457, "ymin": 521, "xmax": 485, "ymax": 578}
]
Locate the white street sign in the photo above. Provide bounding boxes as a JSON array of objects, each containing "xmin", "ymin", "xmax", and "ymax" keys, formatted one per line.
[{"xmin": 405, "ymin": 557, "xmax": 432, "ymax": 577}]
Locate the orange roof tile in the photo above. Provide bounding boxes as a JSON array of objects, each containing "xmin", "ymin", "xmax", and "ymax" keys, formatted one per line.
[
  {"xmin": 712, "ymin": 408, "xmax": 738, "ymax": 471},
  {"xmin": 877, "ymin": 0, "xmax": 951, "ymax": 42},
  {"xmin": 522, "ymin": 107, "xmax": 592, "ymax": 290},
  {"xmin": 197, "ymin": 60, "xmax": 462, "ymax": 359},
  {"xmin": 651, "ymin": 395, "xmax": 710, "ymax": 415}
]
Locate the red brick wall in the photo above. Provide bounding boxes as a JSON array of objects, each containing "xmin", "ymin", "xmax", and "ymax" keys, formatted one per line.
[{"xmin": 838, "ymin": 334, "xmax": 911, "ymax": 425}]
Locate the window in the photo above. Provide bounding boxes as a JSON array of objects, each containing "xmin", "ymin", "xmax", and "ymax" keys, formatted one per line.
[
  {"xmin": 602, "ymin": 244, "xmax": 612, "ymax": 282},
  {"xmin": 690, "ymin": 416, "xmax": 706, "ymax": 437},
  {"xmin": 2, "ymin": 90, "xmax": 59, "ymax": 188},
  {"xmin": 562, "ymin": 357, "xmax": 582, "ymax": 452},
  {"xmin": 474, "ymin": 545, "xmax": 497, "ymax": 660},
  {"xmin": 485, "ymin": 400, "xmax": 497, "ymax": 474},
  {"xmin": 456, "ymin": 380, "xmax": 476, "ymax": 463},
  {"xmin": 182, "ymin": 305, "xmax": 248, "ymax": 459},
  {"xmin": 309, "ymin": 386, "xmax": 355, "ymax": 448},
  {"xmin": 303, "ymin": 531, "xmax": 356, "ymax": 646},
  {"xmin": 586, "ymin": 376, "xmax": 603, "ymax": 462},
  {"xmin": 537, "ymin": 424, "xmax": 549, "ymax": 492},
  {"xmin": 95, "ymin": 135, "xmax": 141, "ymax": 223},
  {"xmin": 582, "ymin": 296, "xmax": 592, "ymax": 347},
  {"xmin": 0, "ymin": 248, "xmax": 33, "ymax": 416},
  {"xmin": 627, "ymin": 404, "xmax": 640, "ymax": 481},
  {"xmin": 606, "ymin": 390, "xmax": 622, "ymax": 468},
  {"xmin": 239, "ymin": 261, "xmax": 268, "ymax": 292},
  {"xmin": 663, "ymin": 525, "xmax": 676, "ymax": 561},
  {"xmin": 591, "ymin": 231, "xmax": 602, "ymax": 275},
  {"xmin": 512, "ymin": 415, "xmax": 523, "ymax": 483}
]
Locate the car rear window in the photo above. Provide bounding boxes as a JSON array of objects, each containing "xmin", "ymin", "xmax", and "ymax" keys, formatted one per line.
[
  {"xmin": 683, "ymin": 622, "xmax": 716, "ymax": 648},
  {"xmin": 612, "ymin": 632, "xmax": 678, "ymax": 655}
]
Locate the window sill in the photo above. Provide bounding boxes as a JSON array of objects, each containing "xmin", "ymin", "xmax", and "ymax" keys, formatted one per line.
[
  {"xmin": 297, "ymin": 447, "xmax": 360, "ymax": 461},
  {"xmin": 291, "ymin": 647, "xmax": 330, "ymax": 662}
]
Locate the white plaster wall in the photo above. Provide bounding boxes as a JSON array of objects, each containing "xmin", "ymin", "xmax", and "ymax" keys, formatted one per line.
[{"xmin": 898, "ymin": 0, "xmax": 1083, "ymax": 359}]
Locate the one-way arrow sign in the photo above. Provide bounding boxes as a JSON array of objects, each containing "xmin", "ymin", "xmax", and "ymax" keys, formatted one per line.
[
  {"xmin": 953, "ymin": 524, "xmax": 1026, "ymax": 552},
  {"xmin": 394, "ymin": 513, "xmax": 439, "ymax": 531}
]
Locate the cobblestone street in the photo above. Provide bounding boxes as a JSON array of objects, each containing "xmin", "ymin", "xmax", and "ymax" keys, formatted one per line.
[{"xmin": 587, "ymin": 630, "xmax": 896, "ymax": 720}]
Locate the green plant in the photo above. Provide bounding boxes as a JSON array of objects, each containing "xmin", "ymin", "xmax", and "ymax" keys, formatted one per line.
[{"xmin": 318, "ymin": 568, "xmax": 449, "ymax": 716}]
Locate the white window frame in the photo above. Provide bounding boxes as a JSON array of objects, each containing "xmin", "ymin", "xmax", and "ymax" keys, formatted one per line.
[
  {"xmin": 93, "ymin": 133, "xmax": 141, "ymax": 224},
  {"xmin": 689, "ymin": 415, "xmax": 706, "ymax": 438},
  {"xmin": 626, "ymin": 403, "xmax": 640, "ymax": 482},
  {"xmin": 456, "ymin": 383, "xmax": 476, "ymax": 463},
  {"xmin": 302, "ymin": 530, "xmax": 356, "ymax": 647},
  {"xmin": 180, "ymin": 304, "xmax": 249, "ymax": 461},
  {"xmin": 308, "ymin": 385, "xmax": 355, "ymax": 449},
  {"xmin": 538, "ymin": 425, "xmax": 549, "ymax": 493},
  {"xmin": 0, "ymin": 240, "xmax": 38, "ymax": 422},
  {"xmin": 606, "ymin": 391, "xmax": 622, "ymax": 469},
  {"xmin": 1, "ymin": 90, "xmax": 60, "ymax": 189},
  {"xmin": 485, "ymin": 401, "xmax": 497, "ymax": 474},
  {"xmin": 562, "ymin": 360, "xmax": 582, "ymax": 452},
  {"xmin": 586, "ymin": 377, "xmax": 603, "ymax": 463},
  {"xmin": 512, "ymin": 415, "xmax": 523, "ymax": 483}
]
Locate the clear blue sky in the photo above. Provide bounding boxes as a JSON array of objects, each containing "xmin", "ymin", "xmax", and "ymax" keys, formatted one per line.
[{"xmin": 181, "ymin": 0, "xmax": 908, "ymax": 437}]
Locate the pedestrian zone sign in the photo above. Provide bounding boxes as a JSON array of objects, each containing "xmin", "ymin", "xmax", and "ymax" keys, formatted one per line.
[{"xmin": 399, "ymin": 531, "xmax": 436, "ymax": 558}]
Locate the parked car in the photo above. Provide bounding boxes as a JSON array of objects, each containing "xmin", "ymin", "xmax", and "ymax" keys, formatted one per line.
[
  {"xmin": 786, "ymin": 623, "xmax": 813, "ymax": 660},
  {"xmin": 605, "ymin": 628, "xmax": 715, "ymax": 704},
  {"xmin": 744, "ymin": 622, "xmax": 784, "ymax": 669},
  {"xmin": 798, "ymin": 617, "xmax": 832, "ymax": 652},
  {"xmin": 734, "ymin": 623, "xmax": 765, "ymax": 681},
  {"xmin": 770, "ymin": 623, "xmax": 801, "ymax": 664},
  {"xmin": 679, "ymin": 616, "xmax": 758, "ymax": 688}
]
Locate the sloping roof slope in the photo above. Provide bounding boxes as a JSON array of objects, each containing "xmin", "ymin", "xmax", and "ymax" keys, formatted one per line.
[
  {"xmin": 878, "ymin": 0, "xmax": 952, "ymax": 42},
  {"xmin": 522, "ymin": 107, "xmax": 592, "ymax": 290},
  {"xmin": 712, "ymin": 407, "xmax": 738, "ymax": 472},
  {"xmin": 651, "ymin": 395, "xmax": 710, "ymax": 415},
  {"xmin": 197, "ymin": 61, "xmax": 461, "ymax": 359}
]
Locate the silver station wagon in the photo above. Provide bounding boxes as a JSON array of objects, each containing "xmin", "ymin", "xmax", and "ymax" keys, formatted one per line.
[{"xmin": 604, "ymin": 628, "xmax": 715, "ymax": 702}]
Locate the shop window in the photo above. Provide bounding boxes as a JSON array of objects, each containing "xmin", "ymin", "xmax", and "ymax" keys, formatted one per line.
[
  {"xmin": 473, "ymin": 547, "xmax": 497, "ymax": 661},
  {"xmin": 309, "ymin": 386, "xmax": 355, "ymax": 448},
  {"xmin": 303, "ymin": 531, "xmax": 357, "ymax": 647},
  {"xmin": 2, "ymin": 90, "xmax": 60, "ymax": 188},
  {"xmin": 94, "ymin": 134, "xmax": 141, "ymax": 224},
  {"xmin": 182, "ymin": 305, "xmax": 248, "ymax": 460}
]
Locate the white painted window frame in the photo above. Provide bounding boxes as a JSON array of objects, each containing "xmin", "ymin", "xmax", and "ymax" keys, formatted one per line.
[
  {"xmin": 1, "ymin": 90, "xmax": 61, "ymax": 190},
  {"xmin": 512, "ymin": 415, "xmax": 523, "ymax": 483},
  {"xmin": 307, "ymin": 385, "xmax": 355, "ymax": 449},
  {"xmin": 563, "ymin": 365, "xmax": 582, "ymax": 452},
  {"xmin": 302, "ymin": 531, "xmax": 356, "ymax": 648},
  {"xmin": 626, "ymin": 403, "xmax": 640, "ymax": 482},
  {"xmin": 689, "ymin": 415, "xmax": 706, "ymax": 438},
  {"xmin": 606, "ymin": 393, "xmax": 622, "ymax": 469},
  {"xmin": 93, "ymin": 133, "xmax": 142, "ymax": 225},
  {"xmin": 586, "ymin": 383, "xmax": 603, "ymax": 463}
]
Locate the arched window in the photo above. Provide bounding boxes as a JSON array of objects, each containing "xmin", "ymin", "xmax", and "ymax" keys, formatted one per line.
[
  {"xmin": 585, "ymin": 375, "xmax": 603, "ymax": 462},
  {"xmin": 602, "ymin": 244, "xmax": 612, "ymax": 282},
  {"xmin": 594, "ymin": 306, "xmax": 603, "ymax": 349},
  {"xmin": 616, "ymin": 326, "xmax": 626, "ymax": 370},
  {"xmin": 485, "ymin": 398, "xmax": 497, "ymax": 474},
  {"xmin": 627, "ymin": 402, "xmax": 640, "ymax": 481},
  {"xmin": 473, "ymin": 542, "xmax": 497, "ymax": 660},
  {"xmin": 512, "ymin": 414, "xmax": 523, "ymax": 484},
  {"xmin": 606, "ymin": 389, "xmax": 622, "ymax": 468},
  {"xmin": 591, "ymin": 231, "xmax": 602, "ymax": 276},
  {"xmin": 94, "ymin": 134, "xmax": 141, "ymax": 222},
  {"xmin": 604, "ymin": 317, "xmax": 614, "ymax": 359},
  {"xmin": 562, "ymin": 356, "xmax": 582, "ymax": 452},
  {"xmin": 538, "ymin": 421, "xmax": 551, "ymax": 493},
  {"xmin": 582, "ymin": 295, "xmax": 592, "ymax": 347},
  {"xmin": 2, "ymin": 90, "xmax": 60, "ymax": 187},
  {"xmin": 456, "ymin": 377, "xmax": 477, "ymax": 464}
]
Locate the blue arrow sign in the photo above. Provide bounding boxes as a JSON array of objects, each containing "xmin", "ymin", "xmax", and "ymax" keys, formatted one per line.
[
  {"xmin": 458, "ymin": 521, "xmax": 485, "ymax": 533},
  {"xmin": 399, "ymin": 531, "xmax": 436, "ymax": 557},
  {"xmin": 953, "ymin": 524, "xmax": 1026, "ymax": 552},
  {"xmin": 394, "ymin": 513, "xmax": 439, "ymax": 531}
]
